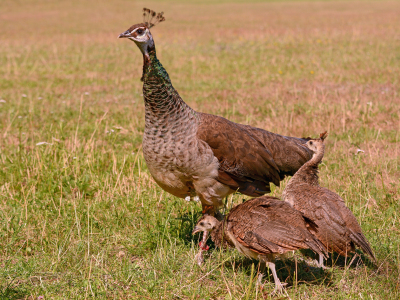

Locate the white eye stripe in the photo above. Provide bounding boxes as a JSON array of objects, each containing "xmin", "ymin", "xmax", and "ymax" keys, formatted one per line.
[{"xmin": 131, "ymin": 27, "xmax": 146, "ymax": 34}]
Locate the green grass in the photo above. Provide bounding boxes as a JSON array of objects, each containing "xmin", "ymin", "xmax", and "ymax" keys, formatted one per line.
[{"xmin": 1, "ymin": 0, "xmax": 400, "ymax": 298}]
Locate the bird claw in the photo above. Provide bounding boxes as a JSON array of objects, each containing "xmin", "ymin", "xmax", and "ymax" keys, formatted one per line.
[
  {"xmin": 257, "ymin": 277, "xmax": 288, "ymax": 296},
  {"xmin": 313, "ymin": 259, "xmax": 327, "ymax": 269},
  {"xmin": 270, "ymin": 283, "xmax": 288, "ymax": 296}
]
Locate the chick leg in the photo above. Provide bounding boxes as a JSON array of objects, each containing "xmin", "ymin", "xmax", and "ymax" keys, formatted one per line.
[
  {"xmin": 316, "ymin": 253, "xmax": 327, "ymax": 269},
  {"xmin": 195, "ymin": 230, "xmax": 209, "ymax": 266},
  {"xmin": 266, "ymin": 261, "xmax": 286, "ymax": 294}
]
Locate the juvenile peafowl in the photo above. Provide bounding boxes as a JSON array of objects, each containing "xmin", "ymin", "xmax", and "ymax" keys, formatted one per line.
[
  {"xmin": 283, "ymin": 132, "xmax": 376, "ymax": 268},
  {"xmin": 192, "ymin": 196, "xmax": 328, "ymax": 293}
]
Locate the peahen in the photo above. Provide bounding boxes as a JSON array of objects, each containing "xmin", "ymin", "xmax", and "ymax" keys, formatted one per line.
[{"xmin": 119, "ymin": 8, "xmax": 314, "ymax": 263}]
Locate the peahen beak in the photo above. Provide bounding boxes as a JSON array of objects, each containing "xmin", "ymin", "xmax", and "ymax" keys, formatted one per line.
[{"xmin": 118, "ymin": 30, "xmax": 132, "ymax": 38}]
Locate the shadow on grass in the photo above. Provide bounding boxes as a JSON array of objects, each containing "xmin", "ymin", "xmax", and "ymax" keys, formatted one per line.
[
  {"xmin": 299, "ymin": 249, "xmax": 377, "ymax": 270},
  {"xmin": 223, "ymin": 255, "xmax": 334, "ymax": 288},
  {"xmin": 166, "ymin": 209, "xmax": 376, "ymax": 289},
  {"xmin": 173, "ymin": 200, "xmax": 236, "ymax": 248},
  {"xmin": 173, "ymin": 210, "xmax": 204, "ymax": 246},
  {"xmin": 0, "ymin": 279, "xmax": 29, "ymax": 300}
]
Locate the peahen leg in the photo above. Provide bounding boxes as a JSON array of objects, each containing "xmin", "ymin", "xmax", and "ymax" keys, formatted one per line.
[{"xmin": 347, "ymin": 253, "xmax": 358, "ymax": 269}]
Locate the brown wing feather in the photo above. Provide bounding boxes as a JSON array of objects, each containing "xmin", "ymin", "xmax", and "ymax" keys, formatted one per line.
[
  {"xmin": 226, "ymin": 196, "xmax": 327, "ymax": 256},
  {"xmin": 241, "ymin": 125, "xmax": 313, "ymax": 177},
  {"xmin": 288, "ymin": 185, "xmax": 348, "ymax": 254},
  {"xmin": 320, "ymin": 187, "xmax": 376, "ymax": 260},
  {"xmin": 197, "ymin": 113, "xmax": 312, "ymax": 196},
  {"xmin": 291, "ymin": 185, "xmax": 375, "ymax": 259}
]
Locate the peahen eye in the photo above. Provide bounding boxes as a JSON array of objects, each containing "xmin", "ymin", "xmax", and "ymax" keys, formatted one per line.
[{"xmin": 137, "ymin": 29, "xmax": 144, "ymax": 35}]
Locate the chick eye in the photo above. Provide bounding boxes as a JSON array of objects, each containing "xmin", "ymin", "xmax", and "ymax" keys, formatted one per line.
[
  {"xmin": 199, "ymin": 222, "xmax": 204, "ymax": 226},
  {"xmin": 309, "ymin": 141, "xmax": 313, "ymax": 145}
]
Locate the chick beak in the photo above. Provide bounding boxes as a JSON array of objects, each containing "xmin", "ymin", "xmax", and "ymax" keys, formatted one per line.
[
  {"xmin": 118, "ymin": 30, "xmax": 132, "ymax": 38},
  {"xmin": 192, "ymin": 226, "xmax": 201, "ymax": 235}
]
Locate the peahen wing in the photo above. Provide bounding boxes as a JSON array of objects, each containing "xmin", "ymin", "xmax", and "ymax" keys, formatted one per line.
[{"xmin": 197, "ymin": 113, "xmax": 312, "ymax": 196}]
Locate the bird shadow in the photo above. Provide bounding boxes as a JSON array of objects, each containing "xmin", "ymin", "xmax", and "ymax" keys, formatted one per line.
[
  {"xmin": 172, "ymin": 209, "xmax": 205, "ymax": 246},
  {"xmin": 299, "ymin": 249, "xmax": 376, "ymax": 270},
  {"xmin": 171, "ymin": 210, "xmax": 374, "ymax": 289},
  {"xmin": 0, "ymin": 281, "xmax": 29, "ymax": 300},
  {"xmin": 223, "ymin": 255, "xmax": 334, "ymax": 289}
]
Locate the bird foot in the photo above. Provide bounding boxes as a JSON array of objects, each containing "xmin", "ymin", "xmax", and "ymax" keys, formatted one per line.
[
  {"xmin": 313, "ymin": 259, "xmax": 327, "ymax": 269},
  {"xmin": 258, "ymin": 277, "xmax": 288, "ymax": 296},
  {"xmin": 270, "ymin": 283, "xmax": 288, "ymax": 296}
]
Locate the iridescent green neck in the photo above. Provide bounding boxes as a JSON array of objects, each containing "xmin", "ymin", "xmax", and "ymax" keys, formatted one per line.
[
  {"xmin": 142, "ymin": 47, "xmax": 170, "ymax": 83},
  {"xmin": 141, "ymin": 46, "xmax": 196, "ymax": 123}
]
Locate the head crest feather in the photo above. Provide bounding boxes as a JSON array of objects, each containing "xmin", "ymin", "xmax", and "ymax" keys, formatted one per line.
[
  {"xmin": 143, "ymin": 8, "xmax": 165, "ymax": 29},
  {"xmin": 319, "ymin": 131, "xmax": 328, "ymax": 141}
]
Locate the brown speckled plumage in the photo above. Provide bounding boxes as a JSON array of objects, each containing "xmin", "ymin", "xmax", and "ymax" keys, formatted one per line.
[
  {"xmin": 283, "ymin": 133, "xmax": 376, "ymax": 265},
  {"xmin": 211, "ymin": 197, "xmax": 327, "ymax": 256},
  {"xmin": 193, "ymin": 196, "xmax": 327, "ymax": 292},
  {"xmin": 119, "ymin": 12, "xmax": 313, "ymax": 215}
]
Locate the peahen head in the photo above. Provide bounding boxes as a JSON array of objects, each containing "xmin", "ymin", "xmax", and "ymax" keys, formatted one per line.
[
  {"xmin": 118, "ymin": 8, "xmax": 165, "ymax": 55},
  {"xmin": 305, "ymin": 131, "xmax": 328, "ymax": 154}
]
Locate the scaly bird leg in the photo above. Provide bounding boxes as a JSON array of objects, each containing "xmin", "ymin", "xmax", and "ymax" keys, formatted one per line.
[
  {"xmin": 316, "ymin": 253, "xmax": 327, "ymax": 269},
  {"xmin": 195, "ymin": 230, "xmax": 208, "ymax": 266},
  {"xmin": 266, "ymin": 261, "xmax": 287, "ymax": 295}
]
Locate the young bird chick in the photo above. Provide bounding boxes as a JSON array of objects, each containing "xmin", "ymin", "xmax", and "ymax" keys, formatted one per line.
[
  {"xmin": 283, "ymin": 132, "xmax": 376, "ymax": 268},
  {"xmin": 192, "ymin": 196, "xmax": 327, "ymax": 293}
]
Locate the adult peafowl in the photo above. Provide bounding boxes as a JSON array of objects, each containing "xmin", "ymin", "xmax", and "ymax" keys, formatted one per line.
[{"xmin": 119, "ymin": 8, "xmax": 314, "ymax": 263}]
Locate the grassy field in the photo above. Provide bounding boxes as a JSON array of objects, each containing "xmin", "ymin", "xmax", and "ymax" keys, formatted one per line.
[{"xmin": 1, "ymin": 0, "xmax": 400, "ymax": 298}]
